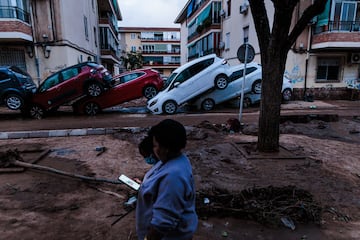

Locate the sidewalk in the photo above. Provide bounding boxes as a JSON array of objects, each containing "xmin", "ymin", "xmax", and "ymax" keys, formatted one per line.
[{"xmin": 0, "ymin": 100, "xmax": 358, "ymax": 140}]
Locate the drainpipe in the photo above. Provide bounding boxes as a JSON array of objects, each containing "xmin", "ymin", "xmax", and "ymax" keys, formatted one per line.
[
  {"xmin": 304, "ymin": 22, "xmax": 313, "ymax": 101},
  {"xmin": 29, "ymin": 1, "xmax": 40, "ymax": 86}
]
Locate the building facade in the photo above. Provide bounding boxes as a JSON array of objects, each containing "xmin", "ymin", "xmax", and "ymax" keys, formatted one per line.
[
  {"xmin": 0, "ymin": 0, "xmax": 122, "ymax": 85},
  {"xmin": 175, "ymin": 0, "xmax": 360, "ymax": 100},
  {"xmin": 118, "ymin": 27, "xmax": 181, "ymax": 77}
]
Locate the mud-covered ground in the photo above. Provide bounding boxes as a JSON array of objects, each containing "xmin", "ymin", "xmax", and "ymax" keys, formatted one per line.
[{"xmin": 0, "ymin": 116, "xmax": 360, "ymax": 240}]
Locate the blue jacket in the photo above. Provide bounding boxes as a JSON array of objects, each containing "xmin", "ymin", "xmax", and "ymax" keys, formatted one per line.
[{"xmin": 136, "ymin": 154, "xmax": 198, "ymax": 240}]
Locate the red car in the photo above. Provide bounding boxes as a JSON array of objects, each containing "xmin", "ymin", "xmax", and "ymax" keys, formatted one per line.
[
  {"xmin": 27, "ymin": 62, "xmax": 113, "ymax": 119},
  {"xmin": 73, "ymin": 68, "xmax": 164, "ymax": 115}
]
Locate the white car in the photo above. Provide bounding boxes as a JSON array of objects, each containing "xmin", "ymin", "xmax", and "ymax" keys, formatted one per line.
[
  {"xmin": 190, "ymin": 62, "xmax": 263, "ymax": 111},
  {"xmin": 147, "ymin": 54, "xmax": 232, "ymax": 114},
  {"xmin": 191, "ymin": 63, "xmax": 293, "ymax": 111},
  {"xmin": 229, "ymin": 76, "xmax": 293, "ymax": 108}
]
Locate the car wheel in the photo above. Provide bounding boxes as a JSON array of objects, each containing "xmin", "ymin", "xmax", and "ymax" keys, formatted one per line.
[
  {"xmin": 243, "ymin": 96, "xmax": 252, "ymax": 108},
  {"xmin": 214, "ymin": 75, "xmax": 229, "ymax": 90},
  {"xmin": 5, "ymin": 94, "xmax": 24, "ymax": 110},
  {"xmin": 252, "ymin": 80, "xmax": 262, "ymax": 94},
  {"xmin": 143, "ymin": 85, "xmax": 158, "ymax": 99},
  {"xmin": 84, "ymin": 102, "xmax": 100, "ymax": 116},
  {"xmin": 201, "ymin": 98, "xmax": 215, "ymax": 111},
  {"xmin": 162, "ymin": 100, "xmax": 177, "ymax": 114},
  {"xmin": 282, "ymin": 88, "xmax": 292, "ymax": 102},
  {"xmin": 29, "ymin": 104, "xmax": 45, "ymax": 119},
  {"xmin": 86, "ymin": 82, "xmax": 103, "ymax": 97}
]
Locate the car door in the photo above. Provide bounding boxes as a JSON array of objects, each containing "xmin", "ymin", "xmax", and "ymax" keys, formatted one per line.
[
  {"xmin": 118, "ymin": 72, "xmax": 145, "ymax": 100},
  {"xmin": 35, "ymin": 73, "xmax": 62, "ymax": 108},
  {"xmin": 171, "ymin": 58, "xmax": 215, "ymax": 104},
  {"xmin": 34, "ymin": 67, "xmax": 81, "ymax": 109}
]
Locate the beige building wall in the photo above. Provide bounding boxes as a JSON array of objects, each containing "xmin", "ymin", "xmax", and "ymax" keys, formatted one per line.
[{"xmin": 28, "ymin": 0, "xmax": 100, "ymax": 83}]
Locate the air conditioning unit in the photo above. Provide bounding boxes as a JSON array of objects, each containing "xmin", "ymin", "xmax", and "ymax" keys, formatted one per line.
[
  {"xmin": 240, "ymin": 2, "xmax": 249, "ymax": 14},
  {"xmin": 351, "ymin": 53, "xmax": 360, "ymax": 64},
  {"xmin": 219, "ymin": 9, "xmax": 226, "ymax": 17},
  {"xmin": 219, "ymin": 41, "xmax": 225, "ymax": 49}
]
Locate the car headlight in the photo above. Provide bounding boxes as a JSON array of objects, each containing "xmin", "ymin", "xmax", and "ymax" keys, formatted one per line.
[{"xmin": 148, "ymin": 99, "xmax": 158, "ymax": 107}]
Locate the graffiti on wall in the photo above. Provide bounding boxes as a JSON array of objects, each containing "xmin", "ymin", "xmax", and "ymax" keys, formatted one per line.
[
  {"xmin": 284, "ymin": 65, "xmax": 304, "ymax": 84},
  {"xmin": 345, "ymin": 79, "xmax": 360, "ymax": 90}
]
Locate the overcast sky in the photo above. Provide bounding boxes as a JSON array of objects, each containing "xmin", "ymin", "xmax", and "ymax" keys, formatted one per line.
[{"xmin": 118, "ymin": 0, "xmax": 188, "ymax": 28}]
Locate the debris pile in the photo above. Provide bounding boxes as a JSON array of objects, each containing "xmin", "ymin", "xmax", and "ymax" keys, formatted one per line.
[{"xmin": 196, "ymin": 185, "xmax": 322, "ymax": 228}]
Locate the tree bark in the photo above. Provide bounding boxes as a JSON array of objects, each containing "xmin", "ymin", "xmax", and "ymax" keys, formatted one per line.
[{"xmin": 249, "ymin": 0, "xmax": 328, "ymax": 152}]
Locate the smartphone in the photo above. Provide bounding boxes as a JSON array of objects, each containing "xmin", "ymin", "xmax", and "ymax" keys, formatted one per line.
[{"xmin": 118, "ymin": 174, "xmax": 140, "ymax": 191}]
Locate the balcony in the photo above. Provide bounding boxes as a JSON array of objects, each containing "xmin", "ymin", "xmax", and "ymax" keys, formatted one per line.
[
  {"xmin": 312, "ymin": 21, "xmax": 360, "ymax": 50},
  {"xmin": 141, "ymin": 50, "xmax": 180, "ymax": 55},
  {"xmin": 0, "ymin": 7, "xmax": 32, "ymax": 42},
  {"xmin": 99, "ymin": 17, "xmax": 118, "ymax": 36},
  {"xmin": 0, "ymin": 6, "xmax": 30, "ymax": 23}
]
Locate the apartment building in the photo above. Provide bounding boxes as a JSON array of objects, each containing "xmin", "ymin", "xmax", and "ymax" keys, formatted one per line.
[
  {"xmin": 0, "ymin": 0, "xmax": 122, "ymax": 84},
  {"xmin": 118, "ymin": 27, "xmax": 181, "ymax": 77},
  {"xmin": 175, "ymin": 0, "xmax": 360, "ymax": 100}
]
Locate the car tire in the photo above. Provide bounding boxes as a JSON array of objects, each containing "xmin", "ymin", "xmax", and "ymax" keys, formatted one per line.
[
  {"xmin": 5, "ymin": 93, "xmax": 24, "ymax": 110},
  {"xmin": 214, "ymin": 75, "xmax": 229, "ymax": 90},
  {"xmin": 201, "ymin": 98, "xmax": 215, "ymax": 111},
  {"xmin": 84, "ymin": 102, "xmax": 101, "ymax": 116},
  {"xmin": 143, "ymin": 85, "xmax": 158, "ymax": 99},
  {"xmin": 282, "ymin": 88, "xmax": 292, "ymax": 102},
  {"xmin": 29, "ymin": 104, "xmax": 45, "ymax": 119},
  {"xmin": 243, "ymin": 96, "xmax": 252, "ymax": 108},
  {"xmin": 252, "ymin": 80, "xmax": 262, "ymax": 94},
  {"xmin": 86, "ymin": 82, "xmax": 103, "ymax": 97},
  {"xmin": 162, "ymin": 100, "xmax": 177, "ymax": 115}
]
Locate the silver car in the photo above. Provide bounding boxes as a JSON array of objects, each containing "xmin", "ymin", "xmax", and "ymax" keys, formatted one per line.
[
  {"xmin": 190, "ymin": 63, "xmax": 293, "ymax": 111},
  {"xmin": 190, "ymin": 62, "xmax": 262, "ymax": 111}
]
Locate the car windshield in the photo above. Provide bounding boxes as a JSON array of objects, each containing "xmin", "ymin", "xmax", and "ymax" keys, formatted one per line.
[
  {"xmin": 166, "ymin": 72, "xmax": 177, "ymax": 87},
  {"xmin": 10, "ymin": 66, "xmax": 31, "ymax": 77}
]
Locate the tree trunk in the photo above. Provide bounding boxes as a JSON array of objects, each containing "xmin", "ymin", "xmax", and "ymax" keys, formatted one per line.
[{"xmin": 257, "ymin": 42, "xmax": 288, "ymax": 152}]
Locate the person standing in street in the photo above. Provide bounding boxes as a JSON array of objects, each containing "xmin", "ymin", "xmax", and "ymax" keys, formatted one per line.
[{"xmin": 136, "ymin": 119, "xmax": 198, "ymax": 240}]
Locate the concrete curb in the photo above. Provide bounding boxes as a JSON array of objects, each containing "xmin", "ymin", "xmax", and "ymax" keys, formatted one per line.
[{"xmin": 0, "ymin": 127, "xmax": 144, "ymax": 140}]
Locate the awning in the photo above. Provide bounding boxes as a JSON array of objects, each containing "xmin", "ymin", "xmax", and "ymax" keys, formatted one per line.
[
  {"xmin": 316, "ymin": 0, "xmax": 330, "ymax": 26},
  {"xmin": 197, "ymin": 4, "xmax": 212, "ymax": 24}
]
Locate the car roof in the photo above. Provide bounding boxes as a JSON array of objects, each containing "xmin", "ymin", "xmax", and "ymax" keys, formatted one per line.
[
  {"xmin": 172, "ymin": 53, "xmax": 219, "ymax": 74},
  {"xmin": 230, "ymin": 62, "xmax": 261, "ymax": 71}
]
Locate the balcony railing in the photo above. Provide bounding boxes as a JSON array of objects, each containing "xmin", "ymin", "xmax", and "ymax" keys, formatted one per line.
[
  {"xmin": 141, "ymin": 37, "xmax": 180, "ymax": 41},
  {"xmin": 0, "ymin": 6, "xmax": 30, "ymax": 23},
  {"xmin": 314, "ymin": 20, "xmax": 360, "ymax": 34},
  {"xmin": 141, "ymin": 50, "xmax": 180, "ymax": 54}
]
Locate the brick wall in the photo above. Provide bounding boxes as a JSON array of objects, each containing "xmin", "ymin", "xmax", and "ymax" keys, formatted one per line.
[
  {"xmin": 313, "ymin": 32, "xmax": 360, "ymax": 44},
  {"xmin": 0, "ymin": 21, "xmax": 32, "ymax": 35}
]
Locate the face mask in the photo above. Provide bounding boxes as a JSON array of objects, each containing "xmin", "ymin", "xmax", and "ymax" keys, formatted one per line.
[{"xmin": 144, "ymin": 155, "xmax": 157, "ymax": 165}]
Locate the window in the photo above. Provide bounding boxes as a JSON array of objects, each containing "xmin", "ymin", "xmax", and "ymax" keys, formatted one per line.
[
  {"xmin": 131, "ymin": 46, "xmax": 137, "ymax": 52},
  {"xmin": 94, "ymin": 27, "xmax": 97, "ymax": 47},
  {"xmin": 84, "ymin": 16, "xmax": 89, "ymax": 41},
  {"xmin": 333, "ymin": 1, "xmax": 360, "ymax": 31},
  {"xmin": 225, "ymin": 32, "xmax": 230, "ymax": 50},
  {"xmin": 243, "ymin": 26, "xmax": 249, "ymax": 43},
  {"xmin": 40, "ymin": 74, "xmax": 60, "ymax": 92},
  {"xmin": 316, "ymin": 57, "xmax": 341, "ymax": 82},
  {"xmin": 131, "ymin": 33, "xmax": 136, "ymax": 39},
  {"xmin": 230, "ymin": 67, "xmax": 257, "ymax": 81},
  {"xmin": 227, "ymin": 0, "xmax": 231, "ymax": 17},
  {"xmin": 62, "ymin": 67, "xmax": 79, "ymax": 81}
]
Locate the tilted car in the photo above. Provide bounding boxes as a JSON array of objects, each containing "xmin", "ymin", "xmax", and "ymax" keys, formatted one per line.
[
  {"xmin": 190, "ymin": 63, "xmax": 293, "ymax": 111},
  {"xmin": 228, "ymin": 76, "xmax": 294, "ymax": 108},
  {"xmin": 189, "ymin": 62, "xmax": 262, "ymax": 111},
  {"xmin": 73, "ymin": 68, "xmax": 164, "ymax": 115},
  {"xmin": 147, "ymin": 54, "xmax": 232, "ymax": 114},
  {"xmin": 27, "ymin": 62, "xmax": 112, "ymax": 119},
  {"xmin": 0, "ymin": 66, "xmax": 36, "ymax": 110}
]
